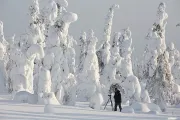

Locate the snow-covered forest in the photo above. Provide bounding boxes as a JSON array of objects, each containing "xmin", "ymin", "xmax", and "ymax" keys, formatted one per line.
[{"xmin": 0, "ymin": 0, "xmax": 180, "ymax": 119}]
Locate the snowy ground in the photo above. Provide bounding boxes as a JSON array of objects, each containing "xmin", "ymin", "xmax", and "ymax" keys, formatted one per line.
[{"xmin": 0, "ymin": 93, "xmax": 179, "ymax": 120}]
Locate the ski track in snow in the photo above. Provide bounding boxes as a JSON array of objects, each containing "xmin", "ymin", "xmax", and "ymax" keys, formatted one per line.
[{"xmin": 0, "ymin": 94, "xmax": 179, "ymax": 120}]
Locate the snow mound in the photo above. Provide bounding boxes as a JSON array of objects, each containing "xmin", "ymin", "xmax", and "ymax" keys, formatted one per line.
[
  {"xmin": 121, "ymin": 106, "xmax": 135, "ymax": 113},
  {"xmin": 89, "ymin": 92, "xmax": 104, "ymax": 110},
  {"xmin": 131, "ymin": 102, "xmax": 150, "ymax": 112},
  {"xmin": 13, "ymin": 91, "xmax": 38, "ymax": 104},
  {"xmin": 147, "ymin": 103, "xmax": 161, "ymax": 112},
  {"xmin": 147, "ymin": 111, "xmax": 159, "ymax": 115},
  {"xmin": 38, "ymin": 92, "xmax": 60, "ymax": 105},
  {"xmin": 44, "ymin": 104, "xmax": 55, "ymax": 114},
  {"xmin": 62, "ymin": 12, "xmax": 78, "ymax": 23}
]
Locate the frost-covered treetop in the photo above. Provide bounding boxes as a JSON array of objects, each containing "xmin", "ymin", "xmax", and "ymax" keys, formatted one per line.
[
  {"xmin": 29, "ymin": 0, "xmax": 40, "ymax": 17},
  {"xmin": 88, "ymin": 30, "xmax": 97, "ymax": 46},
  {"xmin": 81, "ymin": 32, "xmax": 87, "ymax": 41},
  {"xmin": 55, "ymin": 0, "xmax": 68, "ymax": 8},
  {"xmin": 62, "ymin": 12, "xmax": 78, "ymax": 23},
  {"xmin": 156, "ymin": 2, "xmax": 168, "ymax": 25},
  {"xmin": 112, "ymin": 4, "xmax": 120, "ymax": 9},
  {"xmin": 87, "ymin": 30, "xmax": 98, "ymax": 53},
  {"xmin": 40, "ymin": 0, "xmax": 58, "ymax": 25},
  {"xmin": 122, "ymin": 27, "xmax": 132, "ymax": 40},
  {"xmin": 88, "ymin": 29, "xmax": 95, "ymax": 38},
  {"xmin": 103, "ymin": 4, "xmax": 119, "ymax": 42},
  {"xmin": 158, "ymin": 2, "xmax": 166, "ymax": 12}
]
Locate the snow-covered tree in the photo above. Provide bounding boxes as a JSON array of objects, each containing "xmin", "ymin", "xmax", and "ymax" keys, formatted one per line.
[
  {"xmin": 108, "ymin": 32, "xmax": 122, "ymax": 82},
  {"xmin": 166, "ymin": 42, "xmax": 176, "ymax": 67},
  {"xmin": 142, "ymin": 3, "xmax": 175, "ymax": 111},
  {"xmin": 28, "ymin": 0, "xmax": 44, "ymax": 46},
  {"xmin": 146, "ymin": 52, "xmax": 173, "ymax": 111},
  {"xmin": 101, "ymin": 32, "xmax": 122, "ymax": 103},
  {"xmin": 55, "ymin": 0, "xmax": 68, "ymax": 19},
  {"xmin": 38, "ymin": 67, "xmax": 51, "ymax": 94},
  {"xmin": 39, "ymin": 0, "xmax": 58, "ymax": 38},
  {"xmin": 78, "ymin": 32, "xmax": 87, "ymax": 72},
  {"xmin": 172, "ymin": 61, "xmax": 180, "ymax": 85},
  {"xmin": 67, "ymin": 35, "xmax": 76, "ymax": 74},
  {"xmin": 116, "ymin": 28, "xmax": 141, "ymax": 104},
  {"xmin": 62, "ymin": 73, "xmax": 77, "ymax": 105},
  {"xmin": 97, "ymin": 4, "xmax": 119, "ymax": 75},
  {"xmin": 42, "ymin": 0, "xmax": 78, "ymax": 105},
  {"xmin": 9, "ymin": 44, "xmax": 44, "ymax": 94},
  {"xmin": 38, "ymin": 65, "xmax": 59, "ymax": 105},
  {"xmin": 132, "ymin": 58, "xmax": 144, "ymax": 82},
  {"xmin": 117, "ymin": 28, "xmax": 133, "ymax": 80},
  {"xmin": 0, "ymin": 21, "xmax": 9, "ymax": 92},
  {"xmin": 143, "ymin": 2, "xmax": 168, "ymax": 81},
  {"xmin": 77, "ymin": 30, "xmax": 101, "ymax": 101},
  {"xmin": 166, "ymin": 43, "xmax": 180, "ymax": 85}
]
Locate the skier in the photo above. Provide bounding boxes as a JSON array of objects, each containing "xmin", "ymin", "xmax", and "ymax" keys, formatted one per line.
[{"xmin": 114, "ymin": 88, "xmax": 122, "ymax": 112}]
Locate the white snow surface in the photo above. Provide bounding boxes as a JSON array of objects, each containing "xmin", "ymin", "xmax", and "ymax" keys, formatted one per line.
[
  {"xmin": 44, "ymin": 104, "xmax": 55, "ymax": 114},
  {"xmin": 131, "ymin": 102, "xmax": 150, "ymax": 113},
  {"xmin": 0, "ymin": 93, "xmax": 180, "ymax": 120},
  {"xmin": 121, "ymin": 106, "xmax": 135, "ymax": 113}
]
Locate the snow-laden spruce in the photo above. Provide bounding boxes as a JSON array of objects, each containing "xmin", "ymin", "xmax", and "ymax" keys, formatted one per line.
[
  {"xmin": 62, "ymin": 73, "xmax": 77, "ymax": 105},
  {"xmin": 78, "ymin": 32, "xmax": 87, "ymax": 73},
  {"xmin": 77, "ymin": 30, "xmax": 101, "ymax": 101},
  {"xmin": 66, "ymin": 35, "xmax": 77, "ymax": 74},
  {"xmin": 142, "ymin": 3, "xmax": 175, "ymax": 111},
  {"xmin": 101, "ymin": 32, "xmax": 122, "ymax": 103},
  {"xmin": 167, "ymin": 43, "xmax": 180, "ymax": 84},
  {"xmin": 97, "ymin": 4, "xmax": 119, "ymax": 75},
  {"xmin": 9, "ymin": 44, "xmax": 44, "ymax": 93},
  {"xmin": 117, "ymin": 28, "xmax": 141, "ymax": 104},
  {"xmin": 0, "ymin": 21, "xmax": 9, "ymax": 92},
  {"xmin": 28, "ymin": 0, "xmax": 44, "ymax": 47},
  {"xmin": 146, "ymin": 51, "xmax": 173, "ymax": 112},
  {"xmin": 143, "ymin": 2, "xmax": 168, "ymax": 80},
  {"xmin": 42, "ymin": 0, "xmax": 78, "ymax": 105},
  {"xmin": 39, "ymin": 0, "xmax": 58, "ymax": 37}
]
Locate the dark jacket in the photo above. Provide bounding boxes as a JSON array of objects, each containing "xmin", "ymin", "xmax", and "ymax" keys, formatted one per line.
[{"xmin": 114, "ymin": 90, "xmax": 121, "ymax": 103}]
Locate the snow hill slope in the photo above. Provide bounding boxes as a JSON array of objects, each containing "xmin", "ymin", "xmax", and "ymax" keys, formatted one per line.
[{"xmin": 0, "ymin": 93, "xmax": 179, "ymax": 120}]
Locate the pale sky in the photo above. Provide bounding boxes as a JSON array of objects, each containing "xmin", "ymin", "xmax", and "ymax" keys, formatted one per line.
[{"xmin": 0, "ymin": 0, "xmax": 180, "ymax": 57}]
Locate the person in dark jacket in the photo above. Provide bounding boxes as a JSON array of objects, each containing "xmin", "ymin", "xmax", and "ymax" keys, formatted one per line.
[{"xmin": 114, "ymin": 88, "xmax": 122, "ymax": 112}]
